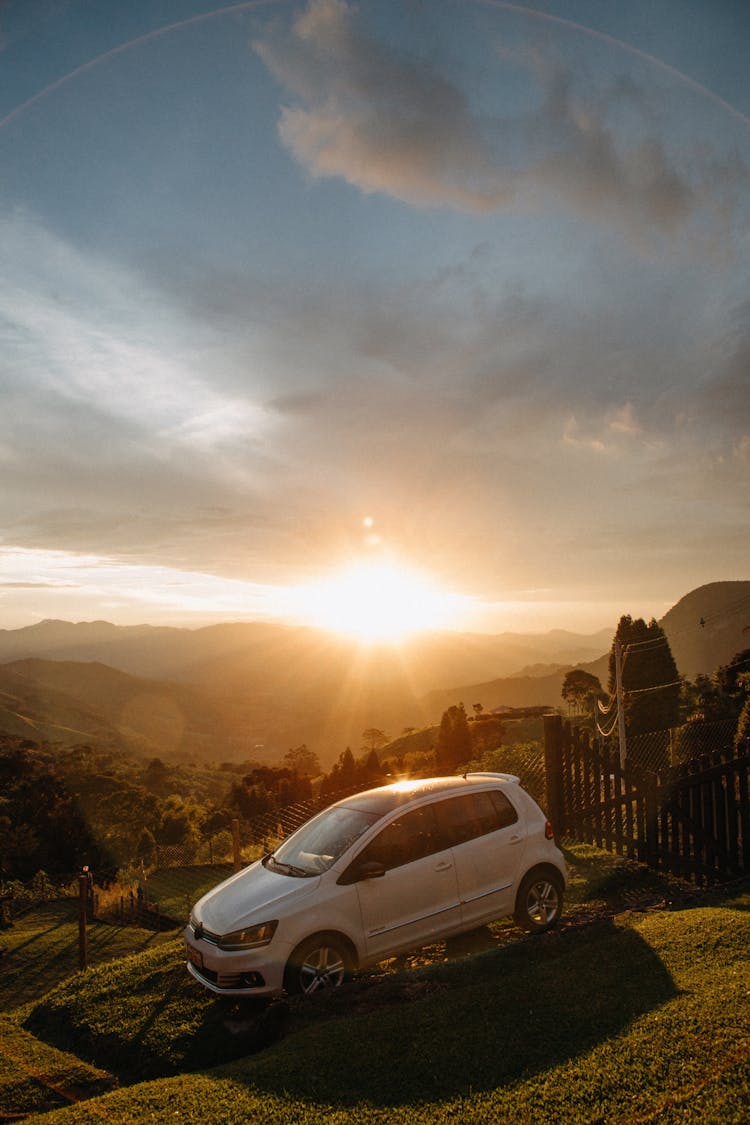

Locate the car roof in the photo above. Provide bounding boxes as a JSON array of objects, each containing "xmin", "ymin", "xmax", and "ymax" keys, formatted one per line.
[{"xmin": 338, "ymin": 773, "xmax": 521, "ymax": 816}]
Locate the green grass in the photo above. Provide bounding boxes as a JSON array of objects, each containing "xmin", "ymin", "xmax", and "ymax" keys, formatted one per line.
[
  {"xmin": 0, "ymin": 901, "xmax": 175, "ymax": 1118},
  {"xmin": 0, "ymin": 1016, "xmax": 113, "ymax": 1118},
  {"xmin": 4, "ymin": 859, "xmax": 750, "ymax": 1123},
  {"xmin": 142, "ymin": 863, "xmax": 233, "ymax": 923},
  {"xmin": 23, "ymin": 939, "xmax": 277, "ymax": 1081},
  {"xmin": 0, "ymin": 899, "xmax": 175, "ymax": 1013}
]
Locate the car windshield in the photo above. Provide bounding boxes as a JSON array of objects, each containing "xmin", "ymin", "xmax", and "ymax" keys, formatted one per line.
[{"xmin": 265, "ymin": 804, "xmax": 383, "ymax": 876}]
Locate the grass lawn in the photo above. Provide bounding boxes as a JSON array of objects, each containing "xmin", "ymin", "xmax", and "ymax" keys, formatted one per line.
[
  {"xmin": 0, "ymin": 899, "xmax": 176, "ymax": 1012},
  {"xmin": 3, "ymin": 852, "xmax": 749, "ymax": 1123},
  {"xmin": 0, "ymin": 900, "xmax": 176, "ymax": 1118},
  {"xmin": 143, "ymin": 863, "xmax": 233, "ymax": 923},
  {"xmin": 0, "ymin": 1016, "xmax": 113, "ymax": 1118}
]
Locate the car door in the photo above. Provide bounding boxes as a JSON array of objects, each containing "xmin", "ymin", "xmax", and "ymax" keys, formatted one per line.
[
  {"xmin": 434, "ymin": 790, "xmax": 527, "ymax": 928},
  {"xmin": 349, "ymin": 802, "xmax": 461, "ymax": 961}
]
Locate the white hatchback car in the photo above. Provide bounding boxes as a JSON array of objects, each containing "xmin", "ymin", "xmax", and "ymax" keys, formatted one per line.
[{"xmin": 185, "ymin": 773, "xmax": 566, "ymax": 998}]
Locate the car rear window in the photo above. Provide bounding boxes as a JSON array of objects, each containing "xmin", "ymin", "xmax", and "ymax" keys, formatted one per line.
[{"xmin": 434, "ymin": 790, "xmax": 518, "ymax": 847}]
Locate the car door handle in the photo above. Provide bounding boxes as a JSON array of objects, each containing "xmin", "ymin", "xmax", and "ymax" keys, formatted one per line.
[
  {"xmin": 434, "ymin": 860, "xmax": 453, "ymax": 871},
  {"xmin": 509, "ymin": 834, "xmax": 522, "ymax": 844}
]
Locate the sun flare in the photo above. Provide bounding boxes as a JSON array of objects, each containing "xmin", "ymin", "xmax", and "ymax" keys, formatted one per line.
[{"xmin": 292, "ymin": 560, "xmax": 467, "ymax": 643}]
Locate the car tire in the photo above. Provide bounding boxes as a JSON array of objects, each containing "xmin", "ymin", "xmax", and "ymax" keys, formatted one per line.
[
  {"xmin": 514, "ymin": 869, "xmax": 563, "ymax": 933},
  {"xmin": 284, "ymin": 934, "xmax": 352, "ymax": 997}
]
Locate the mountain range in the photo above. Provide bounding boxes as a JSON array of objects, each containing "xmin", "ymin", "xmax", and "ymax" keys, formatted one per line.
[{"xmin": 0, "ymin": 581, "xmax": 748, "ymax": 765}]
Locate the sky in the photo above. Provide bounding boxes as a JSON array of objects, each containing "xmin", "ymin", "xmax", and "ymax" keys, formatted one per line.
[{"xmin": 0, "ymin": 0, "xmax": 749, "ymax": 636}]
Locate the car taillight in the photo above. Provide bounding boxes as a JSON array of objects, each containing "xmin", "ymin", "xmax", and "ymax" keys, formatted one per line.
[{"xmin": 545, "ymin": 820, "xmax": 554, "ymax": 840}]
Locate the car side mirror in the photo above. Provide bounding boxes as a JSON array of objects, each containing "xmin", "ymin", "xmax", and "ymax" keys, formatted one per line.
[
  {"xmin": 356, "ymin": 860, "xmax": 386, "ymax": 881},
  {"xmin": 337, "ymin": 859, "xmax": 386, "ymax": 886}
]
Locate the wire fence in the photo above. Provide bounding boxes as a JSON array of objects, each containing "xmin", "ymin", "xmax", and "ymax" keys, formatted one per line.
[
  {"xmin": 607, "ymin": 718, "xmax": 739, "ymax": 773},
  {"xmin": 0, "ymin": 871, "xmax": 78, "ymax": 926},
  {"xmin": 545, "ymin": 715, "xmax": 749, "ymax": 881}
]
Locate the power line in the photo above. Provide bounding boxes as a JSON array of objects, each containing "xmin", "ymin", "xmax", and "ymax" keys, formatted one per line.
[
  {"xmin": 696, "ymin": 590, "xmax": 750, "ymax": 630},
  {"xmin": 624, "ymin": 678, "xmax": 683, "ymax": 697},
  {"xmin": 597, "ymin": 693, "xmax": 617, "ymax": 715},
  {"xmin": 596, "ymin": 708, "xmax": 620, "ymax": 738},
  {"xmin": 623, "ymin": 636, "xmax": 671, "ymax": 655}
]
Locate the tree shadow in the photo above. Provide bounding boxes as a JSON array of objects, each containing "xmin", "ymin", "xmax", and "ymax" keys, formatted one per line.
[{"xmin": 225, "ymin": 920, "xmax": 679, "ymax": 1108}]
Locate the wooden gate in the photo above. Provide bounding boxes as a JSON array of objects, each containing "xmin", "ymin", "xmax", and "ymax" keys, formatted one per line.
[{"xmin": 544, "ymin": 715, "xmax": 750, "ymax": 883}]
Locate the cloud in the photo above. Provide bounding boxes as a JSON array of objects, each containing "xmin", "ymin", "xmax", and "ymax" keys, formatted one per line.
[
  {"xmin": 254, "ymin": 0, "xmax": 746, "ymax": 246},
  {"xmin": 0, "ymin": 209, "xmax": 271, "ymax": 454},
  {"xmin": 254, "ymin": 0, "xmax": 512, "ymax": 212}
]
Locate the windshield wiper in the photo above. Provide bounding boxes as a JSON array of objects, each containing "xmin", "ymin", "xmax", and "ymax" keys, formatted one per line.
[{"xmin": 266, "ymin": 855, "xmax": 313, "ymax": 878}]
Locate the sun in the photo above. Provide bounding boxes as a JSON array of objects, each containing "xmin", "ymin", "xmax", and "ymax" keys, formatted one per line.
[{"xmin": 292, "ymin": 560, "xmax": 466, "ymax": 643}]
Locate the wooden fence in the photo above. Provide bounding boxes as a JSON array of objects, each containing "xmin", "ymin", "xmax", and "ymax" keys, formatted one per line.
[{"xmin": 544, "ymin": 714, "xmax": 750, "ymax": 884}]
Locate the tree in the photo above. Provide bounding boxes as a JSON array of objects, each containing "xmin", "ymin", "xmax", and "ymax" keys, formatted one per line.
[
  {"xmin": 361, "ymin": 728, "xmax": 389, "ymax": 754},
  {"xmin": 319, "ymin": 748, "xmax": 359, "ymax": 797},
  {"xmin": 157, "ymin": 796, "xmax": 201, "ymax": 856},
  {"xmin": 561, "ymin": 669, "xmax": 604, "ymax": 714},
  {"xmin": 0, "ymin": 748, "xmax": 114, "ymax": 880},
  {"xmin": 282, "ymin": 744, "xmax": 321, "ymax": 778},
  {"xmin": 717, "ymin": 649, "xmax": 750, "ymax": 699},
  {"xmin": 608, "ymin": 616, "xmax": 680, "ymax": 737},
  {"xmin": 434, "ymin": 704, "xmax": 472, "ymax": 772},
  {"xmin": 338, "ymin": 748, "xmax": 357, "ymax": 786},
  {"xmin": 734, "ymin": 673, "xmax": 750, "ymax": 752}
]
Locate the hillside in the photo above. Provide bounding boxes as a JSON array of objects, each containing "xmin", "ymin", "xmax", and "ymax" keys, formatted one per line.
[
  {"xmin": 0, "ymin": 660, "xmax": 271, "ymax": 762},
  {"xmin": 423, "ymin": 655, "xmax": 610, "ymax": 721},
  {"xmin": 0, "ymin": 664, "xmax": 131, "ymax": 750},
  {"xmin": 0, "ymin": 582, "xmax": 748, "ymax": 763},
  {"xmin": 0, "ymin": 621, "xmax": 613, "ymax": 763},
  {"xmin": 661, "ymin": 581, "xmax": 750, "ymax": 681},
  {"xmin": 0, "ymin": 618, "xmax": 613, "ymax": 690},
  {"xmin": 4, "ymin": 876, "xmax": 749, "ymax": 1123}
]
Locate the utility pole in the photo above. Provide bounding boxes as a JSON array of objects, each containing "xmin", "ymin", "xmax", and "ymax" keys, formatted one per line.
[{"xmin": 614, "ymin": 640, "xmax": 628, "ymax": 769}]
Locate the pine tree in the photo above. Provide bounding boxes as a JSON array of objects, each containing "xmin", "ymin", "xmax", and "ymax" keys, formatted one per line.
[
  {"xmin": 608, "ymin": 616, "xmax": 680, "ymax": 737},
  {"xmin": 434, "ymin": 704, "xmax": 472, "ymax": 772}
]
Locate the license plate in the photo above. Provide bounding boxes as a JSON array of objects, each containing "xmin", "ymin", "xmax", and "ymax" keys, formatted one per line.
[{"xmin": 185, "ymin": 942, "xmax": 203, "ymax": 971}]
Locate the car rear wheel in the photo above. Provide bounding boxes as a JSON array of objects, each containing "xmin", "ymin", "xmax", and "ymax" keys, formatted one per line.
[
  {"xmin": 514, "ymin": 870, "xmax": 563, "ymax": 933},
  {"xmin": 284, "ymin": 934, "xmax": 352, "ymax": 996}
]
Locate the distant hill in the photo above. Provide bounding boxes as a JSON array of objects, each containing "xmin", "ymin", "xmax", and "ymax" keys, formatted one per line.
[
  {"xmin": 0, "ymin": 659, "xmax": 261, "ymax": 760},
  {"xmin": 431, "ymin": 582, "xmax": 750, "ymax": 715},
  {"xmin": 660, "ymin": 582, "xmax": 750, "ymax": 681},
  {"xmin": 423, "ymin": 655, "xmax": 610, "ymax": 721},
  {"xmin": 0, "ymin": 662, "xmax": 128, "ymax": 749},
  {"xmin": 0, "ymin": 583, "xmax": 747, "ymax": 762},
  {"xmin": 0, "ymin": 618, "xmax": 613, "ymax": 688},
  {"xmin": 0, "ymin": 621, "xmax": 614, "ymax": 762}
]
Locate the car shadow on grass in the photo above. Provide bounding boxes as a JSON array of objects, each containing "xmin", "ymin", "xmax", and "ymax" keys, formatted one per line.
[
  {"xmin": 221, "ymin": 919, "xmax": 680, "ymax": 1108},
  {"xmin": 21, "ymin": 915, "xmax": 681, "ymax": 1100}
]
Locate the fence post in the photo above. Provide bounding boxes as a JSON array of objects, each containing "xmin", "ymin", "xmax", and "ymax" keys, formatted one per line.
[
  {"xmin": 232, "ymin": 819, "xmax": 242, "ymax": 873},
  {"xmin": 543, "ymin": 713, "xmax": 565, "ymax": 833},
  {"xmin": 78, "ymin": 873, "xmax": 88, "ymax": 971},
  {"xmin": 644, "ymin": 772, "xmax": 659, "ymax": 869}
]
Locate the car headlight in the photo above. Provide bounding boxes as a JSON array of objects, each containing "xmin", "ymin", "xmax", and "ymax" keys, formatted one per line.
[{"xmin": 217, "ymin": 920, "xmax": 278, "ymax": 951}]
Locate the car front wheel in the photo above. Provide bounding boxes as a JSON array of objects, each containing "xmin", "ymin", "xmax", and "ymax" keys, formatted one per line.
[
  {"xmin": 514, "ymin": 870, "xmax": 563, "ymax": 933},
  {"xmin": 284, "ymin": 934, "xmax": 352, "ymax": 997}
]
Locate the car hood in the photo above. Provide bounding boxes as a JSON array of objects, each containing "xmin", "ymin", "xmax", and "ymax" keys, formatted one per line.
[{"xmin": 195, "ymin": 861, "xmax": 321, "ymax": 934}]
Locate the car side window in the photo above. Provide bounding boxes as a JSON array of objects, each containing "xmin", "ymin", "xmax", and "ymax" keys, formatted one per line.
[
  {"xmin": 355, "ymin": 804, "xmax": 441, "ymax": 872},
  {"xmin": 488, "ymin": 788, "xmax": 519, "ymax": 829},
  {"xmin": 434, "ymin": 790, "xmax": 518, "ymax": 848}
]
